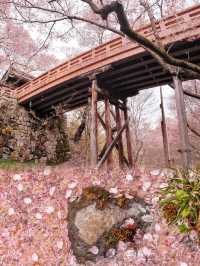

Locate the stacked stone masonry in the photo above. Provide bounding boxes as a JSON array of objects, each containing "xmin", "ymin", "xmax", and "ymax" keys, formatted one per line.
[{"xmin": 0, "ymin": 85, "xmax": 70, "ymax": 163}]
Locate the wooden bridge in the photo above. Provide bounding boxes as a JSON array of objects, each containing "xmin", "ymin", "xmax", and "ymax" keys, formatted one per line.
[
  {"xmin": 14, "ymin": 4, "xmax": 200, "ymax": 170},
  {"xmin": 16, "ymin": 4, "xmax": 200, "ymax": 114}
]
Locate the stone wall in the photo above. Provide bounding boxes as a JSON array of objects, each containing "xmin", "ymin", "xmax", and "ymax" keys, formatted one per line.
[{"xmin": 0, "ymin": 85, "xmax": 70, "ymax": 163}]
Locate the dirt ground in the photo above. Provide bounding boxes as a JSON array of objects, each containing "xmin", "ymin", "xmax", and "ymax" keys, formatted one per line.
[{"xmin": 0, "ymin": 158, "xmax": 199, "ymax": 266}]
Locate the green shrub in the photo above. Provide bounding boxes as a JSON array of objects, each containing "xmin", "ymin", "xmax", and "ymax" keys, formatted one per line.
[
  {"xmin": 159, "ymin": 169, "xmax": 200, "ymax": 235},
  {"xmin": 0, "ymin": 159, "xmax": 36, "ymax": 171}
]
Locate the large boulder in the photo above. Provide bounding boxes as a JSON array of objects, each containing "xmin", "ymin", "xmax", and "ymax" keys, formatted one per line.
[{"xmin": 68, "ymin": 186, "xmax": 152, "ymax": 263}]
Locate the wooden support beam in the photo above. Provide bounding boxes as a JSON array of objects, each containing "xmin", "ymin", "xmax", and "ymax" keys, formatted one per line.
[
  {"xmin": 110, "ymin": 107, "xmax": 116, "ymax": 121},
  {"xmin": 95, "ymin": 86, "xmax": 125, "ymax": 110},
  {"xmin": 105, "ymin": 98, "xmax": 113, "ymax": 169},
  {"xmin": 90, "ymin": 79, "xmax": 98, "ymax": 167},
  {"xmin": 98, "ymin": 143, "xmax": 107, "ymax": 160},
  {"xmin": 98, "ymin": 130, "xmax": 128, "ymax": 167},
  {"xmin": 123, "ymin": 100, "xmax": 133, "ymax": 168},
  {"xmin": 97, "ymin": 112, "xmax": 106, "ymax": 131},
  {"xmin": 97, "ymin": 119, "xmax": 129, "ymax": 169},
  {"xmin": 115, "ymin": 105, "xmax": 124, "ymax": 169},
  {"xmin": 172, "ymin": 76, "xmax": 191, "ymax": 168},
  {"xmin": 160, "ymin": 87, "xmax": 171, "ymax": 167}
]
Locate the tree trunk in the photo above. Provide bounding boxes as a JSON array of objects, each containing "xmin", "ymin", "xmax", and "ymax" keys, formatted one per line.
[{"xmin": 74, "ymin": 107, "xmax": 88, "ymax": 143}]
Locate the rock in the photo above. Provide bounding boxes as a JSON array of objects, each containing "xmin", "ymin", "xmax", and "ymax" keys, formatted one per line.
[
  {"xmin": 74, "ymin": 203, "xmax": 126, "ymax": 245},
  {"xmin": 68, "ymin": 186, "xmax": 151, "ymax": 263}
]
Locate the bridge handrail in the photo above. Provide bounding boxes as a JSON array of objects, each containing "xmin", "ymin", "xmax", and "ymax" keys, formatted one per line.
[{"xmin": 16, "ymin": 4, "xmax": 200, "ymax": 100}]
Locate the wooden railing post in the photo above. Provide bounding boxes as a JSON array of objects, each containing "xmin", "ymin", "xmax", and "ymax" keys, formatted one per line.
[
  {"xmin": 90, "ymin": 79, "xmax": 98, "ymax": 168},
  {"xmin": 105, "ymin": 97, "xmax": 113, "ymax": 169},
  {"xmin": 173, "ymin": 76, "xmax": 191, "ymax": 168},
  {"xmin": 123, "ymin": 100, "xmax": 133, "ymax": 168}
]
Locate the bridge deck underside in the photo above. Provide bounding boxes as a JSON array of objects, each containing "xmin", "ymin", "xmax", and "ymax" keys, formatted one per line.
[{"xmin": 24, "ymin": 39, "xmax": 200, "ymax": 115}]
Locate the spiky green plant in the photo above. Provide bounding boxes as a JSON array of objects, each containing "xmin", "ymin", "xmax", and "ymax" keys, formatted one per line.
[{"xmin": 159, "ymin": 169, "xmax": 200, "ymax": 234}]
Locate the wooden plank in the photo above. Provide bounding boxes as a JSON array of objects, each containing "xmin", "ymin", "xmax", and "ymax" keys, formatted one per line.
[
  {"xmin": 160, "ymin": 87, "xmax": 171, "ymax": 167},
  {"xmin": 173, "ymin": 76, "xmax": 191, "ymax": 168},
  {"xmin": 97, "ymin": 119, "xmax": 129, "ymax": 169},
  {"xmin": 105, "ymin": 98, "xmax": 113, "ymax": 169},
  {"xmin": 31, "ymin": 79, "xmax": 90, "ymax": 107},
  {"xmin": 37, "ymin": 91, "xmax": 89, "ymax": 111},
  {"xmin": 123, "ymin": 100, "xmax": 133, "ymax": 168},
  {"xmin": 115, "ymin": 105, "xmax": 124, "ymax": 168},
  {"xmin": 102, "ymin": 43, "xmax": 200, "ymax": 82},
  {"xmin": 90, "ymin": 80, "xmax": 98, "ymax": 167}
]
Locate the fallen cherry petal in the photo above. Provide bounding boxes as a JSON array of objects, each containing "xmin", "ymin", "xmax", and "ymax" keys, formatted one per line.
[{"xmin": 23, "ymin": 197, "xmax": 32, "ymax": 205}]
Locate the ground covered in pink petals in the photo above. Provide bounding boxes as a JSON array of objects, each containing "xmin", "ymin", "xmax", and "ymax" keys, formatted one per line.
[{"xmin": 0, "ymin": 161, "xmax": 200, "ymax": 266}]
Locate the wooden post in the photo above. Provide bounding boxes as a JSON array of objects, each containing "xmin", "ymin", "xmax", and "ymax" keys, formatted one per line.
[
  {"xmin": 90, "ymin": 79, "xmax": 98, "ymax": 167},
  {"xmin": 97, "ymin": 119, "xmax": 129, "ymax": 169},
  {"xmin": 173, "ymin": 76, "xmax": 191, "ymax": 168},
  {"xmin": 123, "ymin": 100, "xmax": 133, "ymax": 168},
  {"xmin": 115, "ymin": 105, "xmax": 124, "ymax": 168},
  {"xmin": 105, "ymin": 97, "xmax": 113, "ymax": 169},
  {"xmin": 160, "ymin": 87, "xmax": 171, "ymax": 167}
]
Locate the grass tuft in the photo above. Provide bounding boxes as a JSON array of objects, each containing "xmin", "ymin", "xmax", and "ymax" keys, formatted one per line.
[
  {"xmin": 159, "ymin": 168, "xmax": 200, "ymax": 237},
  {"xmin": 0, "ymin": 159, "xmax": 36, "ymax": 171}
]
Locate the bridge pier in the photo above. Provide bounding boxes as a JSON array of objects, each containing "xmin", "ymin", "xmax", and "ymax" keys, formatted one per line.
[
  {"xmin": 89, "ymin": 78, "xmax": 133, "ymax": 170},
  {"xmin": 90, "ymin": 79, "xmax": 98, "ymax": 167},
  {"xmin": 173, "ymin": 76, "xmax": 192, "ymax": 168}
]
